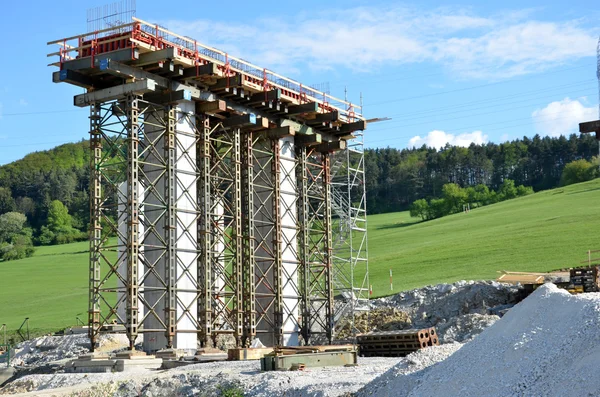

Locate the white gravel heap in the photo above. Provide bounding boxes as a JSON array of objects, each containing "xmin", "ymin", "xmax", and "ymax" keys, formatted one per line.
[
  {"xmin": 361, "ymin": 283, "xmax": 600, "ymax": 397},
  {"xmin": 7, "ymin": 334, "xmax": 134, "ymax": 367},
  {"xmin": 370, "ymin": 280, "xmax": 520, "ymax": 343}
]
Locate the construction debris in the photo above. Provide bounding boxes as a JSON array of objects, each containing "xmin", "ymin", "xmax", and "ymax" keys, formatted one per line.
[
  {"xmin": 357, "ymin": 328, "xmax": 439, "ymax": 357},
  {"xmin": 368, "ymin": 280, "xmax": 520, "ymax": 343}
]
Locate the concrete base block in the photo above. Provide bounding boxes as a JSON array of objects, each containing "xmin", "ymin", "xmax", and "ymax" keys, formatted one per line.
[
  {"xmin": 115, "ymin": 357, "xmax": 162, "ymax": 372},
  {"xmin": 66, "ymin": 359, "xmax": 117, "ymax": 373},
  {"xmin": 161, "ymin": 354, "xmax": 228, "ymax": 369},
  {"xmin": 155, "ymin": 348, "xmax": 185, "ymax": 360},
  {"xmin": 0, "ymin": 368, "xmax": 15, "ymax": 387}
]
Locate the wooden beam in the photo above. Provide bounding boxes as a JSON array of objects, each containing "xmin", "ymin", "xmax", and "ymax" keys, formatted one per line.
[
  {"xmin": 248, "ymin": 89, "xmax": 281, "ymax": 104},
  {"xmin": 197, "ymin": 100, "xmax": 227, "ymax": 114},
  {"xmin": 222, "ymin": 113, "xmax": 257, "ymax": 128},
  {"xmin": 263, "ymin": 126, "xmax": 295, "ymax": 139},
  {"xmin": 287, "ymin": 102, "xmax": 318, "ymax": 115},
  {"xmin": 295, "ymin": 134, "xmax": 322, "ymax": 146},
  {"xmin": 338, "ymin": 120, "xmax": 367, "ymax": 134},
  {"xmin": 308, "ymin": 111, "xmax": 339, "ymax": 124},
  {"xmin": 315, "ymin": 140, "xmax": 346, "ymax": 153},
  {"xmin": 212, "ymin": 75, "xmax": 243, "ymax": 90},
  {"xmin": 182, "ymin": 62, "xmax": 220, "ymax": 79},
  {"xmin": 579, "ymin": 120, "xmax": 600, "ymax": 133},
  {"xmin": 255, "ymin": 117, "xmax": 271, "ymax": 130}
]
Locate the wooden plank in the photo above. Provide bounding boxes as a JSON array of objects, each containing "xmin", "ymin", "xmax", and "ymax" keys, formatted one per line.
[{"xmin": 196, "ymin": 100, "xmax": 227, "ymax": 114}]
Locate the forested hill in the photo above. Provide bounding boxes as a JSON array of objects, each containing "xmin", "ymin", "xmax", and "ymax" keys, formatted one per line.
[
  {"xmin": 0, "ymin": 133, "xmax": 597, "ymax": 235},
  {"xmin": 365, "ymin": 133, "xmax": 599, "ymax": 213},
  {"xmin": 0, "ymin": 140, "xmax": 90, "ymax": 232}
]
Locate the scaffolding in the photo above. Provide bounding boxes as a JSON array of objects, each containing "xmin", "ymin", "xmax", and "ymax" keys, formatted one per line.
[{"xmin": 49, "ymin": 17, "xmax": 367, "ymax": 351}]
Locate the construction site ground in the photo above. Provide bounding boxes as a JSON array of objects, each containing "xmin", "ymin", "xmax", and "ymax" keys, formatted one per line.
[{"xmin": 0, "ymin": 280, "xmax": 520, "ymax": 396}]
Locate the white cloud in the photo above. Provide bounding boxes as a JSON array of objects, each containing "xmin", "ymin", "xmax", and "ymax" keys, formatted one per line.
[
  {"xmin": 19, "ymin": 99, "xmax": 27, "ymax": 106},
  {"xmin": 532, "ymin": 98, "xmax": 597, "ymax": 137},
  {"xmin": 163, "ymin": 7, "xmax": 597, "ymax": 79},
  {"xmin": 409, "ymin": 130, "xmax": 489, "ymax": 149}
]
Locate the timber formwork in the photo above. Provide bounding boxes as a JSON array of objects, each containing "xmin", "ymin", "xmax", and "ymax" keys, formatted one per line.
[{"xmin": 48, "ymin": 18, "xmax": 366, "ymax": 351}]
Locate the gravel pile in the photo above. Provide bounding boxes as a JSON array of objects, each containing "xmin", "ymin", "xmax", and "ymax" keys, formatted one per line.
[
  {"xmin": 369, "ymin": 280, "xmax": 520, "ymax": 342},
  {"xmin": 6, "ymin": 334, "xmax": 135, "ymax": 367},
  {"xmin": 361, "ymin": 283, "xmax": 600, "ymax": 397}
]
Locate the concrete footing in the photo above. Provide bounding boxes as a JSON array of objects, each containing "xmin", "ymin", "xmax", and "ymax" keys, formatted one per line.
[{"xmin": 66, "ymin": 351, "xmax": 162, "ymax": 373}]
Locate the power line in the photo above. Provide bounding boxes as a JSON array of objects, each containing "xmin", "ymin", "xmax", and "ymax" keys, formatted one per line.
[
  {"xmin": 380, "ymin": 79, "xmax": 596, "ymax": 120},
  {"xmin": 365, "ymin": 64, "xmax": 594, "ymax": 107},
  {"xmin": 367, "ymin": 89, "xmax": 597, "ymax": 131},
  {"xmin": 366, "ymin": 110, "xmax": 592, "ymax": 145}
]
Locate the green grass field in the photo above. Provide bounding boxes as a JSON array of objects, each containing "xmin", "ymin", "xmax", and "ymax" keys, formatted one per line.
[{"xmin": 1, "ymin": 179, "xmax": 600, "ymax": 334}]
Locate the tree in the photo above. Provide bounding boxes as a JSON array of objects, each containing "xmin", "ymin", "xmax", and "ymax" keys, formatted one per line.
[
  {"xmin": 441, "ymin": 183, "xmax": 467, "ymax": 214},
  {"xmin": 47, "ymin": 200, "xmax": 72, "ymax": 231},
  {"xmin": 0, "ymin": 212, "xmax": 34, "ymax": 261},
  {"xmin": 560, "ymin": 159, "xmax": 596, "ymax": 186},
  {"xmin": 0, "ymin": 187, "xmax": 15, "ymax": 215},
  {"xmin": 498, "ymin": 179, "xmax": 518, "ymax": 201},
  {"xmin": 428, "ymin": 198, "xmax": 447, "ymax": 220},
  {"xmin": 409, "ymin": 199, "xmax": 429, "ymax": 221},
  {"xmin": 516, "ymin": 185, "xmax": 534, "ymax": 197}
]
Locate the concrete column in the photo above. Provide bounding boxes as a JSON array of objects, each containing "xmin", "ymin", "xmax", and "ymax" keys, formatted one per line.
[
  {"xmin": 279, "ymin": 137, "xmax": 300, "ymax": 346},
  {"xmin": 117, "ymin": 183, "xmax": 144, "ymax": 326},
  {"xmin": 142, "ymin": 108, "xmax": 167, "ymax": 352},
  {"xmin": 172, "ymin": 100, "xmax": 198, "ymax": 351}
]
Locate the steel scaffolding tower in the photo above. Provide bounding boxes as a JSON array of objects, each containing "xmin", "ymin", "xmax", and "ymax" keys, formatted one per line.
[
  {"xmin": 330, "ymin": 131, "xmax": 369, "ymax": 334},
  {"xmin": 49, "ymin": 17, "xmax": 367, "ymax": 351}
]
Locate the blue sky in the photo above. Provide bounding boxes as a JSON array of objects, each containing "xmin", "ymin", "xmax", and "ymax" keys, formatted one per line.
[{"xmin": 0, "ymin": 0, "xmax": 599, "ymax": 165}]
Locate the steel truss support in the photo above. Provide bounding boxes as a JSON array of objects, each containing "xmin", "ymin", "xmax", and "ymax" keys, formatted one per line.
[
  {"xmin": 88, "ymin": 97, "xmax": 202, "ymax": 351},
  {"xmin": 88, "ymin": 96, "xmax": 336, "ymax": 351},
  {"xmin": 330, "ymin": 131, "xmax": 370, "ymax": 336},
  {"xmin": 298, "ymin": 147, "xmax": 334, "ymax": 344}
]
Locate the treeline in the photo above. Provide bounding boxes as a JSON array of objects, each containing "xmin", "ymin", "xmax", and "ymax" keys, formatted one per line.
[
  {"xmin": 0, "ymin": 133, "xmax": 599, "ymax": 259},
  {"xmin": 365, "ymin": 133, "xmax": 600, "ymax": 214},
  {"xmin": 409, "ymin": 180, "xmax": 533, "ymax": 221}
]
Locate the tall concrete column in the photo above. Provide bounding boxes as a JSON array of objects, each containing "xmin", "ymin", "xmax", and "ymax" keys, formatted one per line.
[
  {"xmin": 279, "ymin": 136, "xmax": 300, "ymax": 346},
  {"xmin": 117, "ymin": 182, "xmax": 144, "ymax": 326},
  {"xmin": 172, "ymin": 100, "xmax": 198, "ymax": 351},
  {"xmin": 143, "ymin": 100, "xmax": 198, "ymax": 353}
]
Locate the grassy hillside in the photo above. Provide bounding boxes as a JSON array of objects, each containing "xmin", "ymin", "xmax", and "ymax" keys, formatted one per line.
[
  {"xmin": 1, "ymin": 179, "xmax": 600, "ymax": 333},
  {"xmin": 367, "ymin": 178, "xmax": 600, "ymax": 296}
]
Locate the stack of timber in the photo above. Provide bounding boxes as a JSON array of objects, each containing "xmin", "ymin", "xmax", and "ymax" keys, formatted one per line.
[
  {"xmin": 357, "ymin": 328, "xmax": 440, "ymax": 357},
  {"xmin": 568, "ymin": 266, "xmax": 600, "ymax": 293},
  {"xmin": 260, "ymin": 345, "xmax": 357, "ymax": 371}
]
